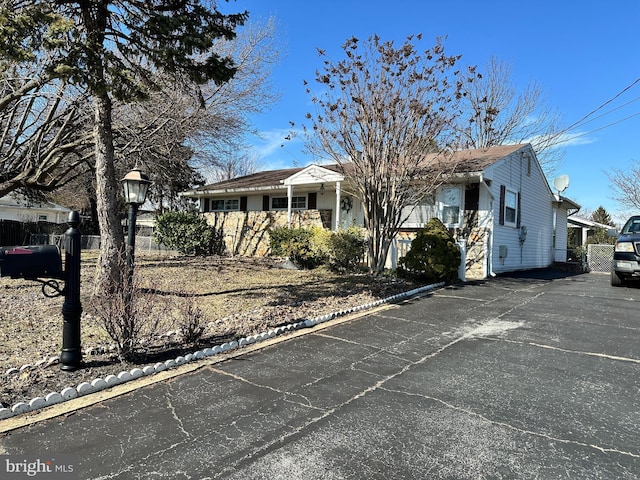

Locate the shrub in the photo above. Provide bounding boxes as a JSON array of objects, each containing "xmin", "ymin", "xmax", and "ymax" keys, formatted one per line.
[
  {"xmin": 326, "ymin": 227, "xmax": 366, "ymax": 272},
  {"xmin": 269, "ymin": 226, "xmax": 365, "ymax": 271},
  {"xmin": 154, "ymin": 211, "xmax": 225, "ymax": 256},
  {"xmin": 269, "ymin": 227, "xmax": 326, "ymax": 269},
  {"xmin": 175, "ymin": 296, "xmax": 207, "ymax": 346},
  {"xmin": 89, "ymin": 257, "xmax": 164, "ymax": 361},
  {"xmin": 398, "ymin": 218, "xmax": 461, "ymax": 283}
]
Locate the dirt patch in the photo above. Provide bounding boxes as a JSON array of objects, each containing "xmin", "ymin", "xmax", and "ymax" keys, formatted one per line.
[{"xmin": 0, "ymin": 252, "xmax": 425, "ymax": 408}]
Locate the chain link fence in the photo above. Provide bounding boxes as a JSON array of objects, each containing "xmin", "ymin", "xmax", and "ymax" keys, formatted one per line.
[
  {"xmin": 587, "ymin": 244, "xmax": 614, "ymax": 273},
  {"xmin": 34, "ymin": 234, "xmax": 169, "ymax": 252}
]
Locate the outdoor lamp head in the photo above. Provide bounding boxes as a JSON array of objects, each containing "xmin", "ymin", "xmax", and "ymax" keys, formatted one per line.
[{"xmin": 121, "ymin": 168, "xmax": 151, "ymax": 205}]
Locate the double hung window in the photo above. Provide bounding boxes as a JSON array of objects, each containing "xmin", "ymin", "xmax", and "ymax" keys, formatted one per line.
[
  {"xmin": 272, "ymin": 196, "xmax": 307, "ymax": 210},
  {"xmin": 211, "ymin": 199, "xmax": 239, "ymax": 211}
]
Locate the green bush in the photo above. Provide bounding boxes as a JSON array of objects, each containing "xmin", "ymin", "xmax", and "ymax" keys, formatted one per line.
[
  {"xmin": 154, "ymin": 212, "xmax": 225, "ymax": 256},
  {"xmin": 326, "ymin": 226, "xmax": 366, "ymax": 272},
  {"xmin": 269, "ymin": 227, "xmax": 326, "ymax": 269},
  {"xmin": 269, "ymin": 226, "xmax": 365, "ymax": 272},
  {"xmin": 398, "ymin": 218, "xmax": 461, "ymax": 283}
]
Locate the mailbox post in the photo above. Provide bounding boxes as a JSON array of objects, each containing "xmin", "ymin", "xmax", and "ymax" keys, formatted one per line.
[
  {"xmin": 60, "ymin": 211, "xmax": 82, "ymax": 371},
  {"xmin": 0, "ymin": 211, "xmax": 83, "ymax": 371}
]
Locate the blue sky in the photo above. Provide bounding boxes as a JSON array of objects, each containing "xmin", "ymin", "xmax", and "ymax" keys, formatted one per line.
[{"xmin": 232, "ymin": 0, "xmax": 640, "ymax": 223}]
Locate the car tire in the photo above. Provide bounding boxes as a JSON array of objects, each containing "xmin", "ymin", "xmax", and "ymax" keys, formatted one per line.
[{"xmin": 611, "ymin": 269, "xmax": 625, "ymax": 287}]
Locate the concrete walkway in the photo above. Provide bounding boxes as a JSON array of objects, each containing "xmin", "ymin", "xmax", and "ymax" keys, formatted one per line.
[{"xmin": 1, "ymin": 271, "xmax": 639, "ymax": 479}]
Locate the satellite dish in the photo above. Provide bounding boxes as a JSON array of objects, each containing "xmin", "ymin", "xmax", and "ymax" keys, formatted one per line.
[{"xmin": 553, "ymin": 174, "xmax": 570, "ymax": 193}]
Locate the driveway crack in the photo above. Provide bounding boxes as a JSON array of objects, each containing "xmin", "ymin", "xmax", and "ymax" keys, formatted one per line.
[{"xmin": 380, "ymin": 386, "xmax": 640, "ymax": 459}]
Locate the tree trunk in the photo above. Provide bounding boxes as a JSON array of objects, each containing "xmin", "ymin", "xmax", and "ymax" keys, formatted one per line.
[{"xmin": 93, "ymin": 92, "xmax": 125, "ymax": 293}]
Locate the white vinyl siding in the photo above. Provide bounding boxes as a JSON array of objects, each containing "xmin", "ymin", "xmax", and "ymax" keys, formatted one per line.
[
  {"xmin": 553, "ymin": 207, "xmax": 569, "ymax": 262},
  {"xmin": 401, "ymin": 195, "xmax": 436, "ymax": 228},
  {"xmin": 489, "ymin": 148, "xmax": 555, "ymax": 274},
  {"xmin": 400, "ymin": 187, "xmax": 463, "ymax": 229}
]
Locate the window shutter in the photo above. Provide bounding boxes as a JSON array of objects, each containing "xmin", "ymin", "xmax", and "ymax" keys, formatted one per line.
[
  {"xmin": 516, "ymin": 192, "xmax": 521, "ymax": 228},
  {"xmin": 240, "ymin": 196, "xmax": 248, "ymax": 212},
  {"xmin": 499, "ymin": 185, "xmax": 505, "ymax": 226},
  {"xmin": 308, "ymin": 192, "xmax": 317, "ymax": 209},
  {"xmin": 204, "ymin": 198, "xmax": 210, "ymax": 212},
  {"xmin": 262, "ymin": 195, "xmax": 270, "ymax": 211}
]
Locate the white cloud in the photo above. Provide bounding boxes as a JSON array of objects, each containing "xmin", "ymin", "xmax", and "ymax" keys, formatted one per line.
[
  {"xmin": 523, "ymin": 130, "xmax": 596, "ymax": 150},
  {"xmin": 246, "ymin": 128, "xmax": 314, "ymax": 170}
]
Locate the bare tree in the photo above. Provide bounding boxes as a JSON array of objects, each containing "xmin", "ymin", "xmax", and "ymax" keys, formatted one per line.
[
  {"xmin": 113, "ymin": 18, "xmax": 280, "ymax": 206},
  {"xmin": 190, "ymin": 17, "xmax": 281, "ymax": 173},
  {"xmin": 1, "ymin": 12, "xmax": 279, "ymax": 233},
  {"xmin": 303, "ymin": 34, "xmax": 476, "ymax": 275},
  {"xmin": 457, "ymin": 56, "xmax": 564, "ymax": 175},
  {"xmin": 0, "ymin": 65, "xmax": 93, "ymax": 197},
  {"xmin": 204, "ymin": 146, "xmax": 262, "ymax": 182},
  {"xmin": 609, "ymin": 163, "xmax": 640, "ymax": 211}
]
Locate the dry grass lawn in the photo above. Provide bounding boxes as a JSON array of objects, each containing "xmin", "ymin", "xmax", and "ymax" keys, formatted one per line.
[{"xmin": 0, "ymin": 251, "xmax": 424, "ymax": 408}]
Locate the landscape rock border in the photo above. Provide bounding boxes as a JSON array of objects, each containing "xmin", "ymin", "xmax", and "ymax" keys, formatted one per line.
[{"xmin": 0, "ymin": 282, "xmax": 442, "ymax": 420}]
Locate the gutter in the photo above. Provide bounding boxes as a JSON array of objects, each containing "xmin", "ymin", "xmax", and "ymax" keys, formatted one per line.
[{"xmin": 179, "ymin": 185, "xmax": 288, "ymax": 197}]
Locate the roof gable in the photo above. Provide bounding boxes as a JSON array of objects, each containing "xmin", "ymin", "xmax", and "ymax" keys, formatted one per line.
[
  {"xmin": 283, "ymin": 164, "xmax": 344, "ymax": 186},
  {"xmin": 421, "ymin": 144, "xmax": 531, "ymax": 174}
]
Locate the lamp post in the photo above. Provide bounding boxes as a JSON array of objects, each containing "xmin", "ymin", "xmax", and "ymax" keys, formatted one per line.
[
  {"xmin": 121, "ymin": 168, "xmax": 150, "ymax": 323},
  {"xmin": 121, "ymin": 168, "xmax": 151, "ymax": 271}
]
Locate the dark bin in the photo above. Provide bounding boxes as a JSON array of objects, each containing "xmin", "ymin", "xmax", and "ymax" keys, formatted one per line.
[{"xmin": 0, "ymin": 245, "xmax": 63, "ymax": 279}]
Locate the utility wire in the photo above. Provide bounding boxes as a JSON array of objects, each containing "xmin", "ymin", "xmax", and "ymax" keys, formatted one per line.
[
  {"xmin": 563, "ymin": 111, "xmax": 640, "ymax": 141},
  {"xmin": 571, "ymin": 95, "xmax": 640, "ymax": 128},
  {"xmin": 561, "ymin": 77, "xmax": 640, "ymax": 133}
]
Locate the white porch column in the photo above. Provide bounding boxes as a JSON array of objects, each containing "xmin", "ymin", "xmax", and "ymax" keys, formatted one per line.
[
  {"xmin": 287, "ymin": 184, "xmax": 293, "ymax": 228},
  {"xmin": 334, "ymin": 181, "xmax": 341, "ymax": 231}
]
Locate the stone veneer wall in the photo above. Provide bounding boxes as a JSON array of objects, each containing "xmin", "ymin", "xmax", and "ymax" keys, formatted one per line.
[
  {"xmin": 464, "ymin": 227, "xmax": 488, "ymax": 280},
  {"xmin": 204, "ymin": 210, "xmax": 489, "ymax": 279},
  {"xmin": 203, "ymin": 210, "xmax": 328, "ymax": 256}
]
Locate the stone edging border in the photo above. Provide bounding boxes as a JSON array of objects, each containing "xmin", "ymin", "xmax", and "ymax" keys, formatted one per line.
[{"xmin": 0, "ymin": 282, "xmax": 443, "ymax": 420}]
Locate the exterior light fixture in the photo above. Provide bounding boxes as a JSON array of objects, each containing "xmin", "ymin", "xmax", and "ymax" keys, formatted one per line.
[
  {"xmin": 121, "ymin": 167, "xmax": 151, "ymax": 273},
  {"xmin": 122, "ymin": 168, "xmax": 151, "ymax": 206}
]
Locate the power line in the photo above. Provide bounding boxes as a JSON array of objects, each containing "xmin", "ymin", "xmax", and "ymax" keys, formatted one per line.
[
  {"xmin": 562, "ymin": 77, "xmax": 640, "ymax": 133},
  {"xmin": 563, "ymin": 111, "xmax": 640, "ymax": 141},
  {"xmin": 571, "ymin": 95, "xmax": 640, "ymax": 128}
]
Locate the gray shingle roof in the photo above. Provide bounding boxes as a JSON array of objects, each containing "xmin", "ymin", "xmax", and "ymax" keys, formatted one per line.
[{"xmin": 184, "ymin": 144, "xmax": 529, "ymax": 195}]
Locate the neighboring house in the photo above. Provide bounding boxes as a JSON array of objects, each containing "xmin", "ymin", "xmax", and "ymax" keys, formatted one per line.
[
  {"xmin": 567, "ymin": 215, "xmax": 614, "ymax": 247},
  {"xmin": 0, "ymin": 194, "xmax": 71, "ymax": 224},
  {"xmin": 180, "ymin": 144, "xmax": 579, "ymax": 280}
]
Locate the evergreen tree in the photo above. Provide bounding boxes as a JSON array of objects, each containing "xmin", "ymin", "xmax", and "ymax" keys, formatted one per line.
[
  {"xmin": 0, "ymin": 0, "xmax": 246, "ymax": 292},
  {"xmin": 591, "ymin": 206, "xmax": 614, "ymax": 227}
]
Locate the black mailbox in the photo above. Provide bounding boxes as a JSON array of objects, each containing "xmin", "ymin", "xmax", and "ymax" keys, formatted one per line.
[{"xmin": 0, "ymin": 245, "xmax": 63, "ymax": 279}]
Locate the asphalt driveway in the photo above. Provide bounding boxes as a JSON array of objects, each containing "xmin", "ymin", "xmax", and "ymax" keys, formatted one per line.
[{"xmin": 1, "ymin": 270, "xmax": 639, "ymax": 479}]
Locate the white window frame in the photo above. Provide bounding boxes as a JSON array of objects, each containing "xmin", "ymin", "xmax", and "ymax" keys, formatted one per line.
[
  {"xmin": 291, "ymin": 196, "xmax": 307, "ymax": 209},
  {"xmin": 504, "ymin": 189, "xmax": 518, "ymax": 227},
  {"xmin": 211, "ymin": 199, "xmax": 240, "ymax": 211},
  {"xmin": 272, "ymin": 196, "xmax": 306, "ymax": 210},
  {"xmin": 439, "ymin": 186, "xmax": 462, "ymax": 227}
]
